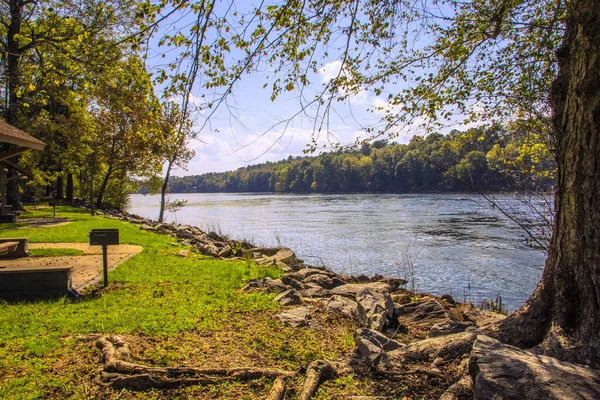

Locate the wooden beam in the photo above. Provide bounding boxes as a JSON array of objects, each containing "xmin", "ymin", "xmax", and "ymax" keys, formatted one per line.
[
  {"xmin": 0, "ymin": 147, "xmax": 27, "ymax": 162},
  {"xmin": 1, "ymin": 160, "xmax": 31, "ymax": 177}
]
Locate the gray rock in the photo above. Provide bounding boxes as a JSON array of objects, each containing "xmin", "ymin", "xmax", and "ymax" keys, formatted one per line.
[
  {"xmin": 281, "ymin": 275, "xmax": 305, "ymax": 291},
  {"xmin": 274, "ymin": 289, "xmax": 301, "ymax": 306},
  {"xmin": 462, "ymin": 304, "xmax": 506, "ymax": 327},
  {"xmin": 300, "ymin": 284, "xmax": 331, "ymax": 298},
  {"xmin": 194, "ymin": 242, "xmax": 219, "ymax": 257},
  {"xmin": 356, "ymin": 287, "xmax": 394, "ymax": 331},
  {"xmin": 441, "ymin": 294, "xmax": 456, "ymax": 304},
  {"xmin": 330, "ymin": 282, "xmax": 393, "ymax": 299},
  {"xmin": 392, "ymin": 292, "xmax": 412, "ymax": 305},
  {"xmin": 140, "ymin": 224, "xmax": 157, "ymax": 232},
  {"xmin": 429, "ymin": 320, "xmax": 474, "ymax": 338},
  {"xmin": 207, "ymin": 231, "xmax": 224, "ymax": 241},
  {"xmin": 470, "ymin": 335, "xmax": 600, "ymax": 399},
  {"xmin": 354, "ymin": 328, "xmax": 404, "ymax": 364},
  {"xmin": 276, "ymin": 307, "xmax": 315, "ymax": 328},
  {"xmin": 324, "ymin": 295, "xmax": 359, "ymax": 319},
  {"xmin": 439, "ymin": 374, "xmax": 473, "ymax": 400},
  {"xmin": 217, "ymin": 245, "xmax": 232, "ymax": 258},
  {"xmin": 242, "ymin": 278, "xmax": 287, "ymax": 293},
  {"xmin": 157, "ymin": 223, "xmax": 177, "ymax": 231},
  {"xmin": 303, "ymin": 273, "xmax": 345, "ymax": 289},
  {"xmin": 175, "ymin": 230, "xmax": 196, "ymax": 240},
  {"xmin": 395, "ymin": 299, "xmax": 451, "ymax": 329},
  {"xmin": 285, "ymin": 267, "xmax": 338, "ymax": 282}
]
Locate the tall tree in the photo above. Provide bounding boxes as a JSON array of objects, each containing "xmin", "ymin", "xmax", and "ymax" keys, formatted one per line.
[
  {"xmin": 90, "ymin": 55, "xmax": 161, "ymax": 208},
  {"xmin": 153, "ymin": 0, "xmax": 598, "ymax": 366},
  {"xmin": 156, "ymin": 101, "xmax": 195, "ymax": 223}
]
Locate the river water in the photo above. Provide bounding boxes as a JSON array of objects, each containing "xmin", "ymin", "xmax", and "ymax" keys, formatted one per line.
[{"xmin": 128, "ymin": 193, "xmax": 547, "ymax": 311}]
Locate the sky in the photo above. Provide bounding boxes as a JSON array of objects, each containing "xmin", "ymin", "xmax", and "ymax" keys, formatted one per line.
[{"xmin": 144, "ymin": 1, "xmax": 457, "ymax": 177}]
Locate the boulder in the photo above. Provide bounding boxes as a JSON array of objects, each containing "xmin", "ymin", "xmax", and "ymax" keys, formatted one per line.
[
  {"xmin": 330, "ymin": 282, "xmax": 393, "ymax": 299},
  {"xmin": 274, "ymin": 289, "xmax": 302, "ymax": 306},
  {"xmin": 441, "ymin": 294, "xmax": 456, "ymax": 305},
  {"xmin": 354, "ymin": 328, "xmax": 404, "ymax": 364},
  {"xmin": 324, "ymin": 295, "xmax": 359, "ymax": 319},
  {"xmin": 242, "ymin": 278, "xmax": 287, "ymax": 293},
  {"xmin": 194, "ymin": 242, "xmax": 219, "ymax": 257},
  {"xmin": 217, "ymin": 245, "xmax": 232, "ymax": 258},
  {"xmin": 469, "ymin": 335, "xmax": 600, "ymax": 400},
  {"xmin": 285, "ymin": 267, "xmax": 339, "ymax": 282},
  {"xmin": 175, "ymin": 230, "xmax": 196, "ymax": 240},
  {"xmin": 303, "ymin": 273, "xmax": 345, "ymax": 290},
  {"xmin": 395, "ymin": 299, "xmax": 451, "ymax": 329},
  {"xmin": 276, "ymin": 307, "xmax": 316, "ymax": 328},
  {"xmin": 208, "ymin": 231, "xmax": 225, "ymax": 241},
  {"xmin": 300, "ymin": 284, "xmax": 331, "ymax": 299},
  {"xmin": 281, "ymin": 275, "xmax": 305, "ymax": 291},
  {"xmin": 429, "ymin": 320, "xmax": 474, "ymax": 338},
  {"xmin": 439, "ymin": 375, "xmax": 473, "ymax": 400},
  {"xmin": 391, "ymin": 292, "xmax": 412, "ymax": 305},
  {"xmin": 462, "ymin": 304, "xmax": 506, "ymax": 327},
  {"xmin": 157, "ymin": 223, "xmax": 177, "ymax": 232},
  {"xmin": 140, "ymin": 224, "xmax": 157, "ymax": 232},
  {"xmin": 356, "ymin": 287, "xmax": 394, "ymax": 331}
]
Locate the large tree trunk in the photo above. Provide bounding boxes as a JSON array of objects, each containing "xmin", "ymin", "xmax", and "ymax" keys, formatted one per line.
[{"xmin": 493, "ymin": 0, "xmax": 600, "ymax": 368}]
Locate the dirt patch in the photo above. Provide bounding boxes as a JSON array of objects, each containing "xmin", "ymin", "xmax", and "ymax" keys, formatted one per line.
[{"xmin": 17, "ymin": 217, "xmax": 71, "ymax": 228}]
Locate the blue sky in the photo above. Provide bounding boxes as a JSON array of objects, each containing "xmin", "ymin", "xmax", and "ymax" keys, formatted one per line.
[{"xmin": 144, "ymin": 1, "xmax": 461, "ymax": 176}]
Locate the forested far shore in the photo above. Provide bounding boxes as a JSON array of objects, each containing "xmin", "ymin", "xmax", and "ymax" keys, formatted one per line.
[{"xmin": 168, "ymin": 123, "xmax": 556, "ymax": 194}]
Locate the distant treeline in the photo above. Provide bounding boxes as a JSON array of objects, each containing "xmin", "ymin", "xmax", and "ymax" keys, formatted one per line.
[{"xmin": 170, "ymin": 123, "xmax": 556, "ymax": 194}]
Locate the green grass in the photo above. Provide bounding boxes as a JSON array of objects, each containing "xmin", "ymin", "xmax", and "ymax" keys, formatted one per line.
[
  {"xmin": 0, "ymin": 207, "xmax": 283, "ymax": 399},
  {"xmin": 28, "ymin": 248, "xmax": 85, "ymax": 257}
]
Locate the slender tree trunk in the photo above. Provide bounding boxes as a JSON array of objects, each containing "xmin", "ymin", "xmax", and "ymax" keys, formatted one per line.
[
  {"xmin": 56, "ymin": 175, "xmax": 64, "ymax": 200},
  {"xmin": 158, "ymin": 160, "xmax": 173, "ymax": 223},
  {"xmin": 66, "ymin": 173, "xmax": 74, "ymax": 202},
  {"xmin": 5, "ymin": 1, "xmax": 25, "ymax": 212},
  {"xmin": 493, "ymin": 0, "xmax": 600, "ymax": 368},
  {"xmin": 6, "ymin": 0, "xmax": 22, "ymax": 125},
  {"xmin": 95, "ymin": 166, "xmax": 113, "ymax": 209},
  {"xmin": 6, "ymin": 167, "xmax": 21, "ymax": 211}
]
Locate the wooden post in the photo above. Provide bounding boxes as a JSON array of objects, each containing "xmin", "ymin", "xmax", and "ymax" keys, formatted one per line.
[{"xmin": 0, "ymin": 165, "xmax": 6, "ymax": 216}]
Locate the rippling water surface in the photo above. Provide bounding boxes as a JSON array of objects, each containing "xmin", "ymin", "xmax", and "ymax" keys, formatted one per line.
[{"xmin": 128, "ymin": 193, "xmax": 546, "ymax": 311}]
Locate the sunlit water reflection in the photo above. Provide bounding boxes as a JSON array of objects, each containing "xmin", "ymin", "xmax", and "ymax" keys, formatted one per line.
[{"xmin": 128, "ymin": 193, "xmax": 547, "ymax": 311}]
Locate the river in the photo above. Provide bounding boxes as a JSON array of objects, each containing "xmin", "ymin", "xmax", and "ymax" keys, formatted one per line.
[{"xmin": 128, "ymin": 192, "xmax": 547, "ymax": 311}]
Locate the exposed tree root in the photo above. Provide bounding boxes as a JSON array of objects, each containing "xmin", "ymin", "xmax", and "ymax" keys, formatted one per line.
[
  {"xmin": 377, "ymin": 332, "xmax": 476, "ymax": 373},
  {"xmin": 94, "ymin": 336, "xmax": 345, "ymax": 398},
  {"xmin": 94, "ymin": 336, "xmax": 297, "ymax": 391},
  {"xmin": 298, "ymin": 360, "xmax": 338, "ymax": 400},
  {"xmin": 266, "ymin": 376, "xmax": 286, "ymax": 400},
  {"xmin": 380, "ymin": 367, "xmax": 446, "ymax": 379}
]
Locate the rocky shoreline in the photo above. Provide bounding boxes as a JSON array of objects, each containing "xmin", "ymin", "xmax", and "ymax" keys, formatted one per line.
[{"xmin": 103, "ymin": 209, "xmax": 600, "ymax": 399}]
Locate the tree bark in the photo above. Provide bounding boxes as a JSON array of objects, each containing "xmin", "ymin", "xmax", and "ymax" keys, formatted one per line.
[
  {"xmin": 158, "ymin": 160, "xmax": 173, "ymax": 223},
  {"xmin": 56, "ymin": 175, "xmax": 64, "ymax": 200},
  {"xmin": 66, "ymin": 173, "xmax": 74, "ymax": 202},
  {"xmin": 95, "ymin": 166, "xmax": 113, "ymax": 209},
  {"xmin": 493, "ymin": 0, "xmax": 600, "ymax": 368}
]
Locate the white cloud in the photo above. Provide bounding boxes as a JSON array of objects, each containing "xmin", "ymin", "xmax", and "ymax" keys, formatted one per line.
[{"xmin": 319, "ymin": 60, "xmax": 344, "ymax": 82}]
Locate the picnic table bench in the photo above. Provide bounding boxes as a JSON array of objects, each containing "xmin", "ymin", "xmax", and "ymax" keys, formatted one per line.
[{"xmin": 0, "ymin": 238, "xmax": 29, "ymax": 258}]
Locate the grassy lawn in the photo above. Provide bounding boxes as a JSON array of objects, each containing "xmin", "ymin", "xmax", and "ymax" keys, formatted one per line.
[{"xmin": 0, "ymin": 207, "xmax": 358, "ymax": 399}]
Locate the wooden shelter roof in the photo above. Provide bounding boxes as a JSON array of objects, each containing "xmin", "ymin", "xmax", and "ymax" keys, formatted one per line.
[{"xmin": 0, "ymin": 120, "xmax": 45, "ymax": 151}]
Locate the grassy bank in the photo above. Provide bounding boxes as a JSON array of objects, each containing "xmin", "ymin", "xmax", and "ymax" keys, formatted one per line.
[{"xmin": 0, "ymin": 207, "xmax": 357, "ymax": 399}]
